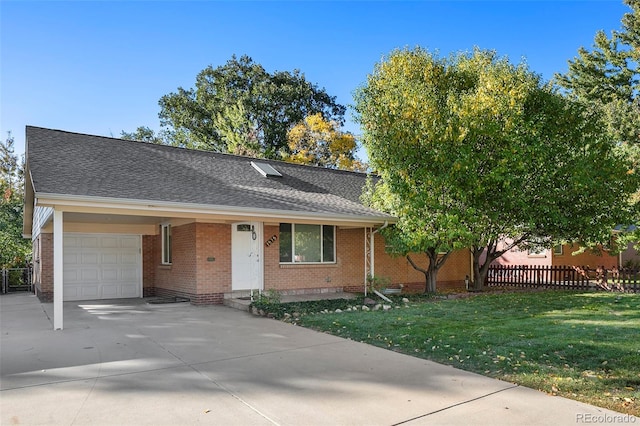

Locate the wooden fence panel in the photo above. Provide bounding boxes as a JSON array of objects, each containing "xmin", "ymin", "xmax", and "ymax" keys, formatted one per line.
[{"xmin": 487, "ymin": 265, "xmax": 637, "ymax": 293}]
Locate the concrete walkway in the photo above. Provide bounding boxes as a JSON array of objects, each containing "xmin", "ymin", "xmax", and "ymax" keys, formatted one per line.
[{"xmin": 1, "ymin": 293, "xmax": 635, "ymax": 425}]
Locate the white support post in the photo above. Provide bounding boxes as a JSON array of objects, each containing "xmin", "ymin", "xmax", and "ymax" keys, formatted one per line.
[
  {"xmin": 369, "ymin": 228, "xmax": 375, "ymax": 283},
  {"xmin": 364, "ymin": 227, "xmax": 372, "ymax": 296},
  {"xmin": 53, "ymin": 209, "xmax": 63, "ymax": 330}
]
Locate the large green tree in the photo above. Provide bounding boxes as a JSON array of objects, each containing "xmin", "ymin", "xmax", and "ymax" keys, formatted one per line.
[
  {"xmin": 556, "ymin": 0, "xmax": 640, "ymax": 249},
  {"xmin": 151, "ymin": 55, "xmax": 346, "ymax": 158},
  {"xmin": 356, "ymin": 47, "xmax": 637, "ymax": 291},
  {"xmin": 555, "ymin": 0, "xmax": 639, "ymax": 147},
  {"xmin": 0, "ymin": 132, "xmax": 30, "ymax": 268}
]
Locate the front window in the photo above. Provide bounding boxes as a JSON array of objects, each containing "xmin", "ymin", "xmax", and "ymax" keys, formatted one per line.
[
  {"xmin": 161, "ymin": 224, "xmax": 172, "ymax": 264},
  {"xmin": 279, "ymin": 223, "xmax": 335, "ymax": 263}
]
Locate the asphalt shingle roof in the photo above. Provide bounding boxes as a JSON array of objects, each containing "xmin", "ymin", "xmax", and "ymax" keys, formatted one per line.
[{"xmin": 26, "ymin": 126, "xmax": 391, "ymax": 220}]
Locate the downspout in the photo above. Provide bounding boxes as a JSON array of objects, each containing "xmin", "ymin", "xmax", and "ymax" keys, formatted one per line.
[{"xmin": 366, "ymin": 221, "xmax": 389, "ymax": 297}]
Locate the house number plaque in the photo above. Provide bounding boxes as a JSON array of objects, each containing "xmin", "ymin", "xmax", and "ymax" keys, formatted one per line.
[{"xmin": 265, "ymin": 235, "xmax": 278, "ymax": 247}]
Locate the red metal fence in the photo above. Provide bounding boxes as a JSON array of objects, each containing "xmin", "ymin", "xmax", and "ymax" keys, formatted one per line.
[{"xmin": 487, "ymin": 265, "xmax": 639, "ymax": 293}]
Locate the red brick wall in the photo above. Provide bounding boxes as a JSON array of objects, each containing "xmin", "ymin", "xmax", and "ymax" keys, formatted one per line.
[
  {"xmin": 264, "ymin": 226, "xmax": 360, "ymax": 294},
  {"xmin": 552, "ymin": 244, "xmax": 618, "ymax": 269},
  {"xmin": 142, "ymin": 235, "xmax": 156, "ymax": 297},
  {"xmin": 195, "ymin": 223, "xmax": 231, "ymax": 298},
  {"xmin": 263, "ymin": 226, "xmax": 470, "ymax": 294},
  {"xmin": 34, "ymin": 233, "xmax": 53, "ymax": 302},
  {"xmin": 150, "ymin": 223, "xmax": 230, "ymax": 304},
  {"xmin": 370, "ymin": 233, "xmax": 470, "ymax": 292},
  {"xmin": 153, "ymin": 223, "xmax": 198, "ymax": 296},
  {"xmin": 35, "ymin": 222, "xmax": 472, "ymax": 305}
]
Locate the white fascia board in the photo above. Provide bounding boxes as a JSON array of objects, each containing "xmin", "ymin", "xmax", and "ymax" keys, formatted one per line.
[
  {"xmin": 34, "ymin": 192, "xmax": 397, "ymax": 226},
  {"xmin": 22, "ymin": 169, "xmax": 36, "ymax": 237}
]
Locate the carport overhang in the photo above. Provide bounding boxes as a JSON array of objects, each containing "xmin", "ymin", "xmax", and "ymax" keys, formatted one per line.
[{"xmin": 27, "ymin": 192, "xmax": 396, "ymax": 330}]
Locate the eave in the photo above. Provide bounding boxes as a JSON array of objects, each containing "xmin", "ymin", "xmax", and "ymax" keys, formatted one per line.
[{"xmin": 33, "ymin": 192, "xmax": 396, "ymax": 228}]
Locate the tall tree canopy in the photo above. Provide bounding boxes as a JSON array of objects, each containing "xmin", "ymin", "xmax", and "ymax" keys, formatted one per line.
[
  {"xmin": 556, "ymin": 0, "xmax": 640, "ymax": 246},
  {"xmin": 149, "ymin": 55, "xmax": 346, "ymax": 159},
  {"xmin": 0, "ymin": 132, "xmax": 30, "ymax": 268},
  {"xmin": 555, "ymin": 0, "xmax": 639, "ymax": 146},
  {"xmin": 356, "ymin": 47, "xmax": 638, "ymax": 291}
]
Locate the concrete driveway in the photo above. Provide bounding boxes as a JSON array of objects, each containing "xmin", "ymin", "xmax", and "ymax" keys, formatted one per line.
[{"xmin": 1, "ymin": 293, "xmax": 634, "ymax": 425}]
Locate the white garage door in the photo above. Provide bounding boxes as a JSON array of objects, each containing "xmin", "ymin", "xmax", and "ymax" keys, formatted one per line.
[{"xmin": 63, "ymin": 233, "xmax": 142, "ymax": 301}]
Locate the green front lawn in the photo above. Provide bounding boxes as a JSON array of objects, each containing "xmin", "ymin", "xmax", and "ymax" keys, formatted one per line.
[{"xmin": 289, "ymin": 291, "xmax": 639, "ymax": 416}]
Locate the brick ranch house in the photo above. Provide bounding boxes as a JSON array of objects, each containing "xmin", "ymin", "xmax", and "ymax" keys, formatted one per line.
[{"xmin": 23, "ymin": 126, "xmax": 471, "ymax": 329}]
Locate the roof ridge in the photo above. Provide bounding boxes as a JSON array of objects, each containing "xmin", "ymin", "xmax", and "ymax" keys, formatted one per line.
[{"xmin": 26, "ymin": 126, "xmax": 373, "ymax": 177}]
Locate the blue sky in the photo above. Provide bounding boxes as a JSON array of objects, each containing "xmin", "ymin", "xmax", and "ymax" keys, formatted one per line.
[{"xmin": 0, "ymin": 1, "xmax": 631, "ymax": 158}]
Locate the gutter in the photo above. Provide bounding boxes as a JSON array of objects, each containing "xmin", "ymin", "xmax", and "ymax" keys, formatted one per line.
[{"xmin": 34, "ymin": 192, "xmax": 396, "ymax": 226}]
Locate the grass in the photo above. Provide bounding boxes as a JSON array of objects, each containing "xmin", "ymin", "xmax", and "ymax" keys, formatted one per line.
[{"xmin": 287, "ymin": 291, "xmax": 640, "ymax": 416}]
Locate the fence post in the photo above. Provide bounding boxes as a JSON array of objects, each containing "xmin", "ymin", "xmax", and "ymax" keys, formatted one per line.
[{"xmin": 1, "ymin": 269, "xmax": 6, "ymax": 294}]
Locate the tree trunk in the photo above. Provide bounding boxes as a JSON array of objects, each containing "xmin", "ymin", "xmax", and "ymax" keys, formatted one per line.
[
  {"xmin": 471, "ymin": 246, "xmax": 495, "ymax": 291},
  {"xmin": 471, "ymin": 238, "xmax": 518, "ymax": 290},
  {"xmin": 406, "ymin": 251, "xmax": 451, "ymax": 294},
  {"xmin": 425, "ymin": 268, "xmax": 437, "ymax": 293}
]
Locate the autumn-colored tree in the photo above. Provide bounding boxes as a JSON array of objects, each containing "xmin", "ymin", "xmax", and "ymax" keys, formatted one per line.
[
  {"xmin": 356, "ymin": 47, "xmax": 637, "ymax": 291},
  {"xmin": 284, "ymin": 113, "xmax": 366, "ymax": 171}
]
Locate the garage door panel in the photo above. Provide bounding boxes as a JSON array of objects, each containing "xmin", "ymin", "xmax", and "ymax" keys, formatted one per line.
[
  {"xmin": 80, "ymin": 269, "xmax": 99, "ymax": 281},
  {"xmin": 101, "ymin": 268, "xmax": 118, "ymax": 281},
  {"xmin": 64, "ymin": 234, "xmax": 141, "ymax": 301},
  {"xmin": 81, "ymin": 253, "xmax": 99, "ymax": 264},
  {"xmin": 63, "ymin": 286, "xmax": 81, "ymax": 299},
  {"xmin": 121, "ymin": 285, "xmax": 139, "ymax": 297},
  {"xmin": 64, "ymin": 268, "xmax": 80, "ymax": 282},
  {"xmin": 101, "ymin": 237, "xmax": 118, "ymax": 248},
  {"xmin": 121, "ymin": 268, "xmax": 138, "ymax": 280},
  {"xmin": 80, "ymin": 285, "xmax": 100, "ymax": 299},
  {"xmin": 64, "ymin": 236, "xmax": 80, "ymax": 248},
  {"xmin": 100, "ymin": 285, "xmax": 119, "ymax": 298},
  {"xmin": 64, "ymin": 253, "xmax": 80, "ymax": 265},
  {"xmin": 121, "ymin": 253, "xmax": 138, "ymax": 264},
  {"xmin": 120, "ymin": 237, "xmax": 139, "ymax": 249},
  {"xmin": 101, "ymin": 253, "xmax": 118, "ymax": 264},
  {"xmin": 81, "ymin": 237, "xmax": 99, "ymax": 249}
]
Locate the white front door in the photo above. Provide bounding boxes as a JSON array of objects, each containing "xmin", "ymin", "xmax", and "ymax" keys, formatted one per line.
[{"xmin": 231, "ymin": 222, "xmax": 263, "ymax": 291}]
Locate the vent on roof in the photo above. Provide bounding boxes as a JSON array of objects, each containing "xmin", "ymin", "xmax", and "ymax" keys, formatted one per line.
[{"xmin": 251, "ymin": 161, "xmax": 282, "ymax": 177}]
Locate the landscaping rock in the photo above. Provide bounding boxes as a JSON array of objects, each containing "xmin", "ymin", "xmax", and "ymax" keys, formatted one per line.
[
  {"xmin": 383, "ymin": 305, "xmax": 392, "ymax": 311},
  {"xmin": 293, "ymin": 312, "xmax": 301, "ymax": 318},
  {"xmin": 362, "ymin": 306, "xmax": 370, "ymax": 311},
  {"xmin": 364, "ymin": 298, "xmax": 376, "ymax": 305},
  {"xmin": 373, "ymin": 304, "xmax": 382, "ymax": 311},
  {"xmin": 284, "ymin": 313, "xmax": 291, "ymax": 319},
  {"xmin": 335, "ymin": 309, "xmax": 343, "ymax": 313},
  {"xmin": 402, "ymin": 298, "xmax": 410, "ymax": 303}
]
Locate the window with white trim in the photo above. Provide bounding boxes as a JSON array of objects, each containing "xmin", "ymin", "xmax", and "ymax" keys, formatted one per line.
[
  {"xmin": 161, "ymin": 224, "xmax": 172, "ymax": 264},
  {"xmin": 279, "ymin": 223, "xmax": 335, "ymax": 263}
]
